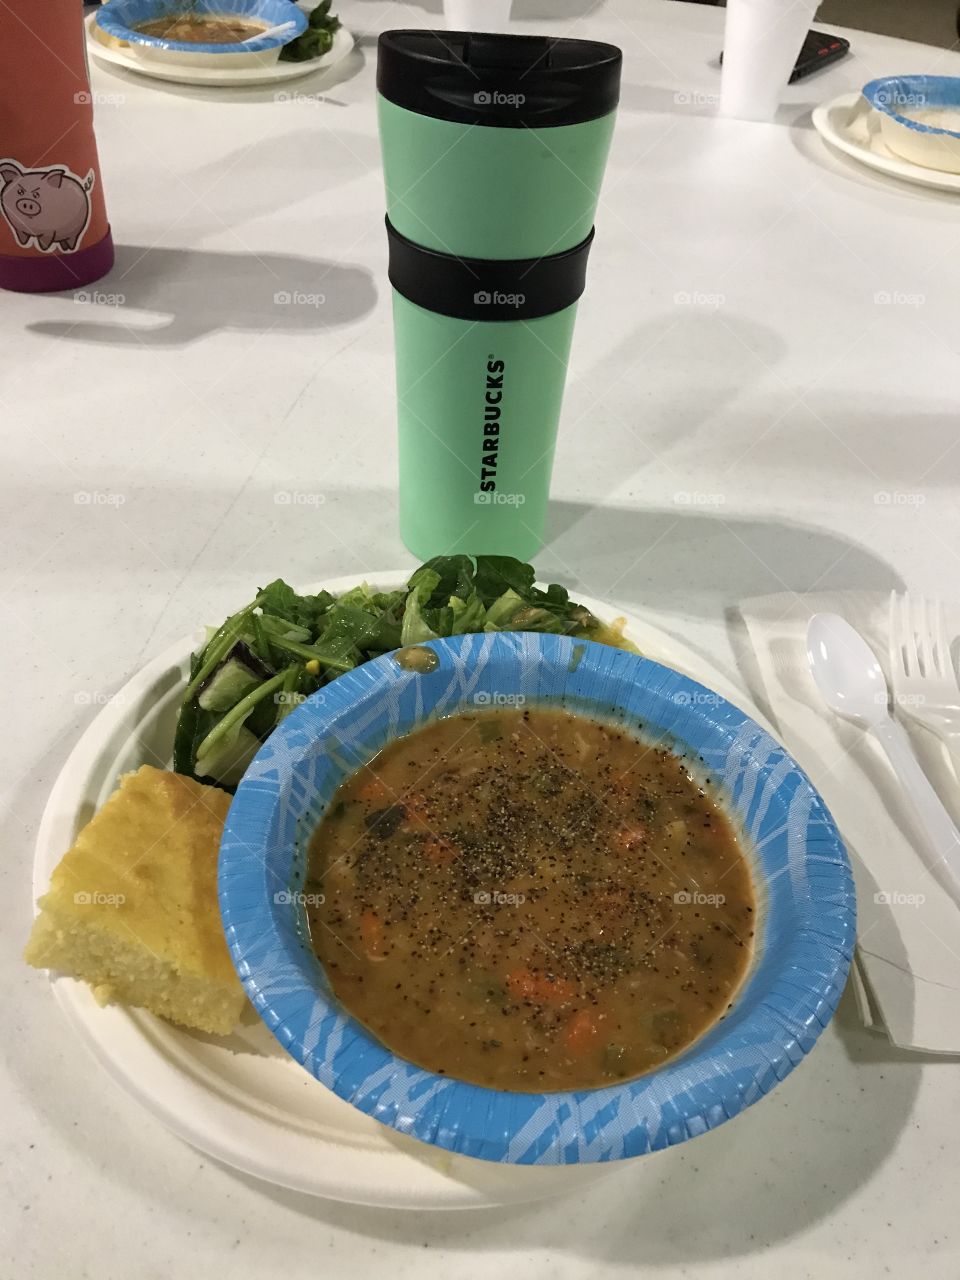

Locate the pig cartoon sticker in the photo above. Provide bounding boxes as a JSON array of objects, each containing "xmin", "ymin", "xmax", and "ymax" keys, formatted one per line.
[{"xmin": 0, "ymin": 159, "xmax": 94, "ymax": 254}]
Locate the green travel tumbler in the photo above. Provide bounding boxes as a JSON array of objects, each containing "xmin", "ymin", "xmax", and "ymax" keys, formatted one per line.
[{"xmin": 377, "ymin": 30, "xmax": 621, "ymax": 560}]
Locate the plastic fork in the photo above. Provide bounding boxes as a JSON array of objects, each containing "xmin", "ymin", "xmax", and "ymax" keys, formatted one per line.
[
  {"xmin": 888, "ymin": 591, "xmax": 960, "ymax": 747},
  {"xmin": 809, "ymin": 611, "xmax": 960, "ymax": 901}
]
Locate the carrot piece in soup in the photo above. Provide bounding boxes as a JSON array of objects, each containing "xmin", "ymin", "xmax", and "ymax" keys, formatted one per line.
[
  {"xmin": 612, "ymin": 825, "xmax": 647, "ymax": 854},
  {"xmin": 356, "ymin": 776, "xmax": 391, "ymax": 805},
  {"xmin": 506, "ymin": 967, "xmax": 576, "ymax": 1007},
  {"xmin": 423, "ymin": 837, "xmax": 459, "ymax": 865},
  {"xmin": 563, "ymin": 1008, "xmax": 600, "ymax": 1054},
  {"xmin": 359, "ymin": 910, "xmax": 385, "ymax": 958}
]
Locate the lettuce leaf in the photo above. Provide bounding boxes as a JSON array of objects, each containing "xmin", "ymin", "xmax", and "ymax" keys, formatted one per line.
[
  {"xmin": 449, "ymin": 592, "xmax": 487, "ymax": 634},
  {"xmin": 257, "ymin": 578, "xmax": 334, "ymax": 631},
  {"xmin": 400, "ymin": 570, "xmax": 441, "ymax": 645},
  {"xmin": 174, "ymin": 555, "xmax": 632, "ymax": 791}
]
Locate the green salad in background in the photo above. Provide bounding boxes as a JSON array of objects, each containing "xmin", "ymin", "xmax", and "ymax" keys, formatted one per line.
[
  {"xmin": 173, "ymin": 555, "xmax": 635, "ymax": 789},
  {"xmin": 280, "ymin": 0, "xmax": 340, "ymax": 61}
]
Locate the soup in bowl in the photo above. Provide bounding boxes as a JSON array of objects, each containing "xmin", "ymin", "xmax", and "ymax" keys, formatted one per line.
[
  {"xmin": 94, "ymin": 0, "xmax": 307, "ymax": 68},
  {"xmin": 307, "ymin": 706, "xmax": 757, "ymax": 1092},
  {"xmin": 219, "ymin": 632, "xmax": 855, "ymax": 1164}
]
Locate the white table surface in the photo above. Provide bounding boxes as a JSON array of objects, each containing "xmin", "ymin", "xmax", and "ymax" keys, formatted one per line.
[{"xmin": 4, "ymin": 1, "xmax": 960, "ymax": 1275}]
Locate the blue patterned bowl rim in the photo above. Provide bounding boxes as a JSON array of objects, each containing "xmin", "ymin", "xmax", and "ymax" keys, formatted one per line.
[
  {"xmin": 219, "ymin": 632, "xmax": 856, "ymax": 1165},
  {"xmin": 95, "ymin": 0, "xmax": 307, "ymax": 54},
  {"xmin": 863, "ymin": 75, "xmax": 960, "ymax": 137}
]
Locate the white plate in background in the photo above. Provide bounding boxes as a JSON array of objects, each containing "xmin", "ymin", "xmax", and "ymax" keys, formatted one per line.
[
  {"xmin": 85, "ymin": 14, "xmax": 355, "ymax": 88},
  {"xmin": 812, "ymin": 90, "xmax": 960, "ymax": 193}
]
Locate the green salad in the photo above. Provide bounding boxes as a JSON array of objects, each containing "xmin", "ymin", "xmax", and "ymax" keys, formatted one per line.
[
  {"xmin": 279, "ymin": 0, "xmax": 340, "ymax": 61},
  {"xmin": 173, "ymin": 555, "xmax": 634, "ymax": 789}
]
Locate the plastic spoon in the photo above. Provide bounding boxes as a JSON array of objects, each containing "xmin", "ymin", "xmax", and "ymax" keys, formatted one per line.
[
  {"xmin": 243, "ymin": 20, "xmax": 297, "ymax": 42},
  {"xmin": 806, "ymin": 611, "xmax": 960, "ymax": 897}
]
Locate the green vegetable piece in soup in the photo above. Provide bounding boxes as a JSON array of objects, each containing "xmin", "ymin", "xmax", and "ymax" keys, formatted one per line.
[{"xmin": 475, "ymin": 716, "xmax": 503, "ymax": 742}]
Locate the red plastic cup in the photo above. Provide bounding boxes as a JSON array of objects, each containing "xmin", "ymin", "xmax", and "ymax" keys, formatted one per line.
[{"xmin": 0, "ymin": 0, "xmax": 114, "ymax": 292}]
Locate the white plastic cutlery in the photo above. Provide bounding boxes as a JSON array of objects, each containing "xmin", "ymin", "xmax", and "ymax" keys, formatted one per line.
[
  {"xmin": 243, "ymin": 20, "xmax": 296, "ymax": 42},
  {"xmin": 888, "ymin": 590, "xmax": 960, "ymax": 746},
  {"xmin": 806, "ymin": 611, "xmax": 960, "ymax": 901}
]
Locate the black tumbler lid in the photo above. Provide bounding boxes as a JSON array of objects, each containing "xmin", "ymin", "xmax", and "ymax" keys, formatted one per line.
[{"xmin": 377, "ymin": 30, "xmax": 621, "ymax": 128}]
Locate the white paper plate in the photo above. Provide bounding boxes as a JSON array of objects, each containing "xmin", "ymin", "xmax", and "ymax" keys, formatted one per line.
[
  {"xmin": 812, "ymin": 90, "xmax": 960, "ymax": 193},
  {"xmin": 84, "ymin": 14, "xmax": 355, "ymax": 88},
  {"xmin": 33, "ymin": 572, "xmax": 771, "ymax": 1208}
]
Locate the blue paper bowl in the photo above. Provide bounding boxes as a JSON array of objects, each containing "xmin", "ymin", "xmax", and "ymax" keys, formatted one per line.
[
  {"xmin": 863, "ymin": 75, "xmax": 960, "ymax": 173},
  {"xmin": 219, "ymin": 633, "xmax": 856, "ymax": 1165},
  {"xmin": 95, "ymin": 0, "xmax": 307, "ymax": 57}
]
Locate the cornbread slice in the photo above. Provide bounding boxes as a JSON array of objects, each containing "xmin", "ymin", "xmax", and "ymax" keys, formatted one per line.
[{"xmin": 25, "ymin": 765, "xmax": 246, "ymax": 1035}]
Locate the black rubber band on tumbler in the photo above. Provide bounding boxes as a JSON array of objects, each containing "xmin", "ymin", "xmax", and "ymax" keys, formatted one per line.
[
  {"xmin": 385, "ymin": 218, "xmax": 595, "ymax": 321},
  {"xmin": 377, "ymin": 30, "xmax": 621, "ymax": 128}
]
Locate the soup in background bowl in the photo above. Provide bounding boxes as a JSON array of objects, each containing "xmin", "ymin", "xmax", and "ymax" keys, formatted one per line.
[
  {"xmin": 219, "ymin": 632, "xmax": 856, "ymax": 1165},
  {"xmin": 94, "ymin": 0, "xmax": 307, "ymax": 67},
  {"xmin": 135, "ymin": 15, "xmax": 268, "ymax": 43}
]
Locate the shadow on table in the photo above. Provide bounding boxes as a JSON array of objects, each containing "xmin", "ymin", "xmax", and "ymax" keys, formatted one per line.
[
  {"xmin": 539, "ymin": 501, "xmax": 902, "ymax": 613},
  {"xmin": 26, "ymin": 243, "xmax": 377, "ymax": 346},
  {"xmin": 176, "ymin": 121, "xmax": 383, "ymax": 193}
]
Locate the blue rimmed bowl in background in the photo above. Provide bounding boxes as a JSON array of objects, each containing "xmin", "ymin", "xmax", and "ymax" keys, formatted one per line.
[
  {"xmin": 219, "ymin": 632, "xmax": 856, "ymax": 1166},
  {"xmin": 95, "ymin": 0, "xmax": 307, "ymax": 68},
  {"xmin": 863, "ymin": 75, "xmax": 960, "ymax": 174}
]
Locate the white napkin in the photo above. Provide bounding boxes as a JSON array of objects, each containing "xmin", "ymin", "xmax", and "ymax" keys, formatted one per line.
[{"xmin": 736, "ymin": 591, "xmax": 960, "ymax": 1052}]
